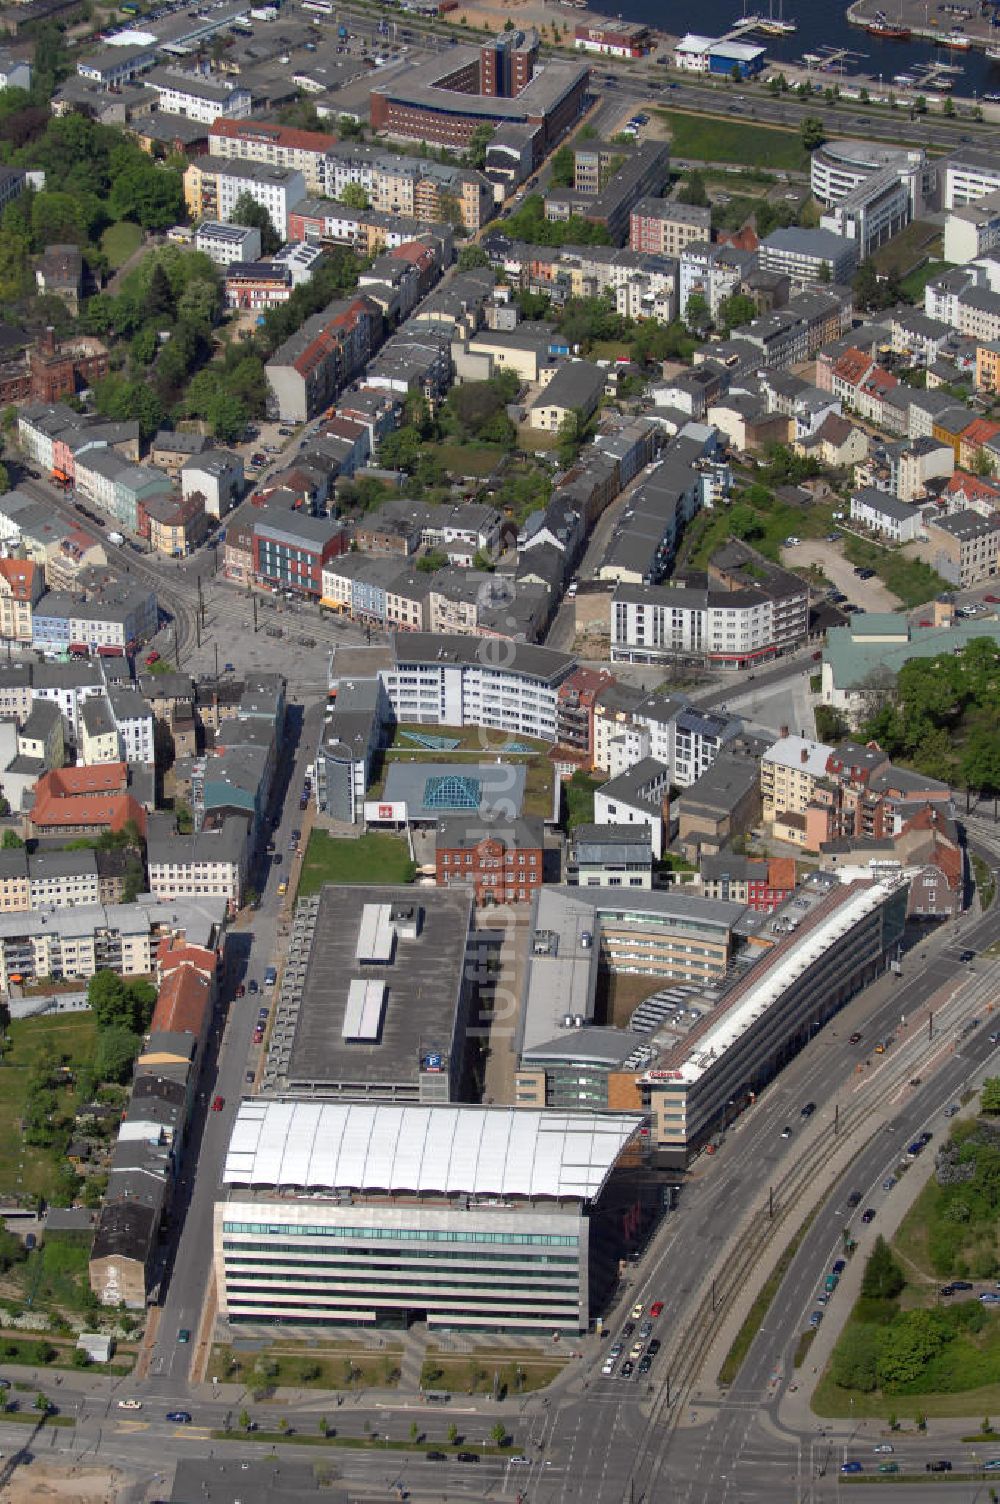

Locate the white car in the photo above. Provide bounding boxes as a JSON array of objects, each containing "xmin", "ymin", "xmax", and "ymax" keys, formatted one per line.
[
  {"xmin": 118, "ymin": 1399, "xmax": 143, "ymax": 1411},
  {"xmin": 601, "ymin": 1358, "xmax": 616, "ymax": 1376}
]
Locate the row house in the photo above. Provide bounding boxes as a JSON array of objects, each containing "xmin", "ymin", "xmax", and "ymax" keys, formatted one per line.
[{"xmin": 265, "ymin": 295, "xmax": 383, "ymax": 423}]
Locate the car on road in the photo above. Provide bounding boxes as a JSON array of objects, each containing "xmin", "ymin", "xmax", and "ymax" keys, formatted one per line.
[
  {"xmin": 816, "ymin": 1292, "xmax": 829, "ymax": 1305},
  {"xmin": 639, "ymin": 1320, "xmax": 652, "ymax": 1338},
  {"xmin": 878, "ymin": 1462, "xmax": 899, "ymax": 1474},
  {"xmin": 824, "ymin": 1273, "xmax": 839, "ymax": 1292},
  {"xmin": 245, "ymin": 1070, "xmax": 254, "ymax": 1084},
  {"xmin": 619, "ymin": 1361, "xmax": 634, "ymax": 1379},
  {"xmin": 510, "ymin": 1455, "xmax": 530, "ymax": 1465},
  {"xmin": 832, "ymin": 1259, "xmax": 846, "ymax": 1276},
  {"xmin": 177, "ymin": 1329, "xmax": 190, "ymax": 1343},
  {"xmin": 249, "ymin": 979, "xmax": 258, "ymax": 994},
  {"xmin": 882, "ymin": 1177, "xmax": 897, "ymax": 1192},
  {"xmin": 211, "ymin": 1095, "xmax": 224, "ymax": 1112},
  {"xmin": 235, "ymin": 983, "xmax": 245, "ymax": 998},
  {"xmin": 425, "ymin": 1451, "xmax": 447, "ymax": 1461},
  {"xmin": 118, "ymin": 1399, "xmax": 142, "ymax": 1410},
  {"xmin": 456, "ymin": 1452, "xmax": 479, "ymax": 1463},
  {"xmin": 800, "ymin": 1102, "xmax": 816, "ymax": 1118},
  {"xmin": 780, "ymin": 1125, "xmax": 792, "ymax": 1139},
  {"xmin": 873, "ymin": 1444, "xmax": 893, "ymax": 1454},
  {"xmin": 621, "ymin": 1323, "xmax": 635, "ymax": 1339},
  {"xmin": 926, "ymin": 1460, "xmax": 952, "ymax": 1472},
  {"xmin": 849, "ymin": 1030, "xmax": 863, "ymax": 1044},
  {"xmin": 650, "ymin": 1301, "xmax": 663, "ymax": 1317},
  {"xmin": 985, "ymin": 1458, "xmax": 1000, "ymax": 1471},
  {"xmin": 601, "ymin": 1358, "xmax": 616, "ymax": 1375},
  {"xmin": 874, "ymin": 1041, "xmax": 886, "ymax": 1054},
  {"xmin": 847, "ymin": 1191, "xmax": 863, "ymax": 1208},
  {"xmin": 253, "ymin": 1026, "xmax": 264, "ymax": 1044},
  {"xmin": 629, "ymin": 1341, "xmax": 644, "ymax": 1360},
  {"xmin": 840, "ymin": 1461, "xmax": 863, "ymax": 1474},
  {"xmin": 808, "ymin": 1310, "xmax": 823, "ymax": 1327},
  {"xmin": 960, "ymin": 949, "xmax": 976, "ymax": 963},
  {"xmin": 861, "ymin": 1208, "xmax": 877, "ymax": 1224},
  {"xmin": 166, "ymin": 1411, "xmax": 191, "ymax": 1423},
  {"xmin": 631, "ymin": 1302, "xmax": 644, "ymax": 1319}
]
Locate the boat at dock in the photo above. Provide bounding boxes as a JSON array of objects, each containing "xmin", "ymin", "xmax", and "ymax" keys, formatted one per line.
[
  {"xmin": 987, "ymin": 44, "xmax": 1000, "ymax": 61},
  {"xmin": 943, "ymin": 28, "xmax": 972, "ymax": 48},
  {"xmin": 892, "ymin": 72, "xmax": 915, "ymax": 86},
  {"xmin": 865, "ymin": 15, "xmax": 912, "ymax": 40}
]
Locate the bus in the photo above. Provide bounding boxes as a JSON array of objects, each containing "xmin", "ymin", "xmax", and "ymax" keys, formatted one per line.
[{"xmin": 120, "ymin": 3, "xmax": 141, "ymax": 15}]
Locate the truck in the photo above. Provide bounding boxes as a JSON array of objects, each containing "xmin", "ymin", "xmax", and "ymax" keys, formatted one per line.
[
  {"xmin": 107, "ymin": 531, "xmax": 125, "ymax": 547},
  {"xmin": 264, "ymin": 966, "xmax": 277, "ymax": 989}
]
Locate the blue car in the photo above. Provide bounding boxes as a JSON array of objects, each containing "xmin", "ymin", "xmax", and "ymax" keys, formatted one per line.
[
  {"xmin": 166, "ymin": 1411, "xmax": 192, "ymax": 1424},
  {"xmin": 841, "ymin": 1460, "xmax": 863, "ymax": 1474}
]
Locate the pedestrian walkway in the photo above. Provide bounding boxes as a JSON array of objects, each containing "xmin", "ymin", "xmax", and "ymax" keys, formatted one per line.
[{"xmin": 397, "ymin": 1329, "xmax": 427, "ymax": 1394}]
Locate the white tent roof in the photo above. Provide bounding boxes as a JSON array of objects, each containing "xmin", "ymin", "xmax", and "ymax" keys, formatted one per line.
[{"xmin": 222, "ymin": 1101, "xmax": 642, "ymax": 1202}]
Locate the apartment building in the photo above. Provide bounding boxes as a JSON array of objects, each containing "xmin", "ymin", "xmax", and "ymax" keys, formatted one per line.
[
  {"xmin": 944, "ymin": 147, "xmax": 1000, "ymax": 210},
  {"xmin": 760, "ymin": 734, "xmax": 834, "ymax": 821},
  {"xmin": 758, "ymin": 226, "xmax": 858, "ymax": 288},
  {"xmin": 144, "ymin": 67, "xmax": 251, "ymax": 124},
  {"xmin": 146, "ymin": 814, "xmax": 249, "ymax": 916},
  {"xmin": 921, "ymin": 508, "xmax": 1000, "ymax": 588},
  {"xmin": 208, "ymin": 117, "xmax": 338, "ymax": 196},
  {"xmin": 265, "ymin": 295, "xmax": 382, "ymax": 422},
  {"xmin": 629, "ymin": 198, "xmax": 710, "ymax": 257},
  {"xmin": 183, "ymin": 157, "xmax": 306, "ymax": 240},
  {"xmin": 194, "ymin": 220, "xmax": 261, "ymax": 266}
]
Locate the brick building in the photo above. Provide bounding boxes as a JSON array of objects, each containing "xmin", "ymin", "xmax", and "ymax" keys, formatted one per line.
[{"xmin": 434, "ymin": 813, "xmax": 545, "ymax": 905}]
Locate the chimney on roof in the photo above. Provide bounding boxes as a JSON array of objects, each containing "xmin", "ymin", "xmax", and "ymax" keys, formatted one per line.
[
  {"xmin": 801, "ymin": 747, "xmax": 809, "ymax": 764},
  {"xmin": 779, "ymin": 725, "xmax": 788, "ymax": 738}
]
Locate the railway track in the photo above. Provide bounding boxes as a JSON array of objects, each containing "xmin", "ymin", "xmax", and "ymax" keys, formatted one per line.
[{"xmin": 622, "ymin": 968, "xmax": 998, "ymax": 1500}]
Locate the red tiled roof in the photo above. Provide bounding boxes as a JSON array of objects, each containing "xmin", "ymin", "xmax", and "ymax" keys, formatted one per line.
[
  {"xmin": 150, "ymin": 964, "xmax": 211, "ymax": 1039},
  {"xmin": 0, "ymin": 559, "xmax": 36, "ymax": 601},
  {"xmin": 961, "ymin": 416, "xmax": 1000, "ymax": 447},
  {"xmin": 831, "ymin": 348, "xmax": 873, "ymax": 387},
  {"xmin": 30, "ymin": 789, "xmax": 146, "ymax": 835},
  {"xmin": 946, "ymin": 469, "xmax": 1000, "ymax": 500},
  {"xmin": 157, "ymin": 936, "xmax": 217, "ymax": 980},
  {"xmin": 208, "ymin": 117, "xmax": 337, "ymax": 153},
  {"xmin": 40, "ymin": 763, "xmax": 127, "ymax": 798}
]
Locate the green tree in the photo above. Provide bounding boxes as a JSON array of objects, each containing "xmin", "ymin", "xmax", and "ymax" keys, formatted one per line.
[
  {"xmin": 717, "ymin": 292, "xmax": 756, "ymax": 335},
  {"xmin": 465, "ymin": 121, "xmax": 494, "ymax": 170},
  {"xmin": 728, "ymin": 502, "xmax": 763, "ymax": 541},
  {"xmin": 147, "ymin": 262, "xmax": 175, "ymax": 321},
  {"xmin": 447, "ymin": 1422, "xmax": 458, "ymax": 1445},
  {"xmin": 801, "ymin": 116, "xmax": 826, "ymax": 151},
  {"xmin": 862, "ymin": 1236, "xmax": 905, "ymax": 1301},
  {"xmin": 338, "ymin": 181, "xmax": 370, "ymax": 211},
  {"xmin": 981, "ymin": 1077, "xmax": 1000, "ymax": 1115},
  {"xmin": 677, "ymin": 169, "xmax": 708, "ymax": 208},
  {"xmin": 961, "ymin": 725, "xmax": 1000, "ymax": 803},
  {"xmin": 830, "ymin": 1324, "xmax": 879, "ymax": 1392},
  {"xmin": 549, "ymin": 144, "xmax": 575, "ymax": 187},
  {"xmin": 457, "ymin": 243, "xmax": 490, "ymax": 271},
  {"xmin": 94, "ymin": 1026, "xmax": 141, "ymax": 1085},
  {"xmin": 409, "ymin": 1420, "xmax": 419, "ymax": 1442},
  {"xmin": 231, "ymin": 192, "xmax": 280, "ymax": 256},
  {"xmin": 684, "ymin": 291, "xmax": 711, "ymax": 332},
  {"xmin": 490, "ymin": 1421, "xmax": 507, "ymax": 1446},
  {"xmin": 943, "ymin": 96, "xmax": 955, "ymax": 117},
  {"xmin": 239, "ymin": 1408, "xmax": 252, "ymax": 1432},
  {"xmin": 876, "ymin": 1310, "xmax": 950, "ymax": 1392},
  {"xmin": 556, "ymin": 408, "xmax": 583, "ymax": 468}
]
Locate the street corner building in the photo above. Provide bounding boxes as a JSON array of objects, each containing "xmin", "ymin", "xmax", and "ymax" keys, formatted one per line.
[{"xmin": 214, "ymin": 1100, "xmax": 648, "ymax": 1333}]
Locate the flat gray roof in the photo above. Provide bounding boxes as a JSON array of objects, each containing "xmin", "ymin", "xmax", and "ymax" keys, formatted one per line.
[
  {"xmin": 382, "ymin": 760, "xmax": 526, "ymax": 821},
  {"xmin": 268, "ymin": 885, "xmax": 474, "ymax": 1095}
]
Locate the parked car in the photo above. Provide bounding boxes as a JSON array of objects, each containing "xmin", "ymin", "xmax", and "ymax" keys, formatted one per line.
[
  {"xmin": 650, "ymin": 1302, "xmax": 663, "ymax": 1318},
  {"xmin": 631, "ymin": 1302, "xmax": 644, "ymax": 1319},
  {"xmin": 800, "ymin": 1102, "xmax": 816, "ymax": 1118},
  {"xmin": 601, "ymin": 1358, "xmax": 616, "ymax": 1375},
  {"xmin": 211, "ymin": 1095, "xmax": 224, "ymax": 1112},
  {"xmin": 861, "ymin": 1208, "xmax": 877, "ymax": 1224},
  {"xmin": 249, "ymin": 979, "xmax": 258, "ymax": 994},
  {"xmin": 619, "ymin": 1361, "xmax": 634, "ymax": 1379},
  {"xmin": 847, "ymin": 1191, "xmax": 863, "ymax": 1208},
  {"xmin": 840, "ymin": 1461, "xmax": 863, "ymax": 1474}
]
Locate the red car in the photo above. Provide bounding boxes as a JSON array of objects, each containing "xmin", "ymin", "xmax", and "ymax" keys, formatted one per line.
[
  {"xmin": 144, "ymin": 650, "xmax": 160, "ymax": 666},
  {"xmin": 650, "ymin": 1301, "xmax": 664, "ymax": 1318},
  {"xmin": 253, "ymin": 1027, "xmax": 264, "ymax": 1044},
  {"xmin": 918, "ymin": 619, "xmax": 931, "ymax": 627},
  {"xmin": 211, "ymin": 1095, "xmax": 224, "ymax": 1112},
  {"xmin": 235, "ymin": 983, "xmax": 246, "ymax": 998},
  {"xmin": 985, "ymin": 594, "xmax": 1000, "ymax": 604}
]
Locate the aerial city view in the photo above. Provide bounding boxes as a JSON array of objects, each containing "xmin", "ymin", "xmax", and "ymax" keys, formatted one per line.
[{"xmin": 1, "ymin": 0, "xmax": 1000, "ymax": 1497}]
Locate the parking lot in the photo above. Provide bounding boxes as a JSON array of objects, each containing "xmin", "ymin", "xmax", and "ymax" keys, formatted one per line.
[{"xmin": 781, "ymin": 539, "xmax": 903, "ymax": 612}]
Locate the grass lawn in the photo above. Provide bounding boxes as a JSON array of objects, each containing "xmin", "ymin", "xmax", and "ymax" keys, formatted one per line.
[
  {"xmin": 563, "ymin": 770, "xmax": 601, "ymax": 832},
  {"xmin": 297, "ymin": 831, "xmax": 415, "ymax": 895},
  {"xmin": 656, "ymin": 109, "xmax": 808, "ymax": 172},
  {"xmin": 427, "ymin": 442, "xmax": 506, "ymax": 479},
  {"xmin": 0, "ymin": 1014, "xmax": 97, "ymax": 1202},
  {"xmin": 420, "ymin": 1354, "xmax": 566, "ymax": 1395},
  {"xmin": 209, "ymin": 1341, "xmax": 402, "ymax": 1391},
  {"xmin": 871, "ymin": 220, "xmax": 943, "ymax": 279},
  {"xmin": 100, "ymin": 221, "xmax": 143, "ymax": 270},
  {"xmin": 682, "ymin": 494, "xmax": 838, "ymax": 572},
  {"xmin": 589, "ymin": 340, "xmax": 633, "ymax": 362},
  {"xmin": 842, "ymin": 535, "xmax": 948, "ymax": 610},
  {"xmin": 901, "ymin": 260, "xmax": 954, "ymax": 303}
]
